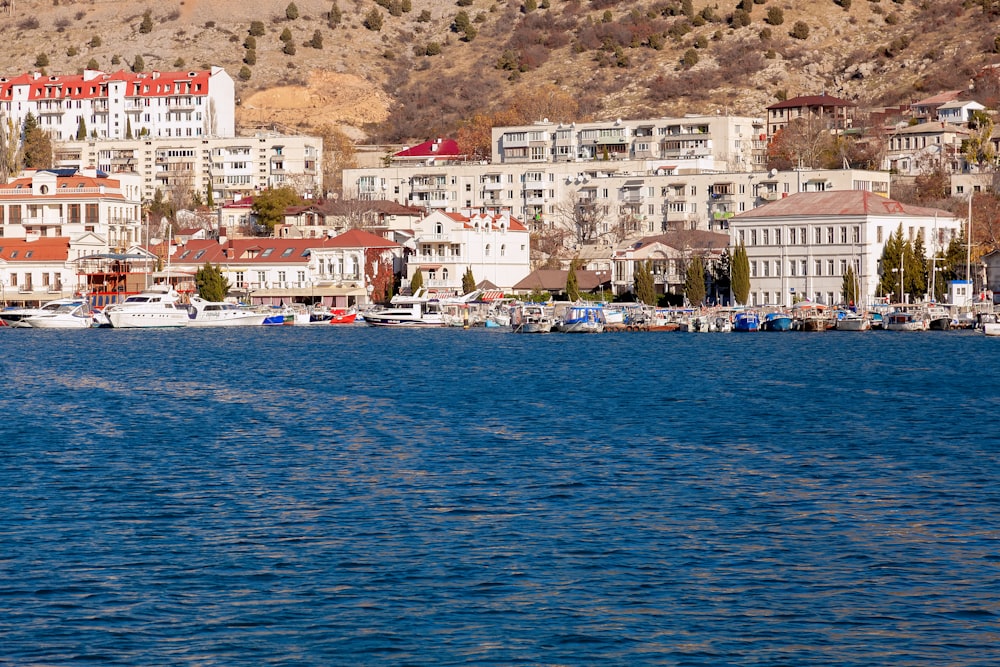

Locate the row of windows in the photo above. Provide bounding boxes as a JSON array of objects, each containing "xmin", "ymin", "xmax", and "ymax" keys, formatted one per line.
[
  {"xmin": 749, "ymin": 258, "xmax": 862, "ymax": 278},
  {"xmin": 750, "ymin": 291, "xmax": 838, "ymax": 307},
  {"xmin": 739, "ymin": 226, "xmax": 863, "ymax": 246}
]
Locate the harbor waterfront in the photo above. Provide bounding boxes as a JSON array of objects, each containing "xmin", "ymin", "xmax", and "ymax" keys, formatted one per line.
[{"xmin": 2, "ymin": 327, "xmax": 999, "ymax": 665}]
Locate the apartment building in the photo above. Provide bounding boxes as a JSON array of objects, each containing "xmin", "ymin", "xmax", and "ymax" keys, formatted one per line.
[
  {"xmin": 54, "ymin": 133, "xmax": 322, "ymax": 204},
  {"xmin": 0, "ymin": 67, "xmax": 235, "ymax": 140},
  {"xmin": 490, "ymin": 114, "xmax": 767, "ymax": 172},
  {"xmin": 765, "ymin": 93, "xmax": 856, "ymax": 136},
  {"xmin": 345, "ymin": 157, "xmax": 890, "ymax": 241}
]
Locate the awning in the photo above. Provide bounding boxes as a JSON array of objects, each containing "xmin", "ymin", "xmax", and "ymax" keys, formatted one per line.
[
  {"xmin": 480, "ymin": 290, "xmax": 505, "ymax": 301},
  {"xmin": 418, "ymin": 264, "xmax": 442, "ymax": 270}
]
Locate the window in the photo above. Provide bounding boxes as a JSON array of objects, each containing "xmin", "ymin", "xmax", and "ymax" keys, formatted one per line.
[
  {"xmin": 261, "ymin": 248, "xmax": 274, "ymax": 257},
  {"xmin": 853, "ymin": 226, "xmax": 861, "ymax": 244},
  {"xmin": 815, "ymin": 259, "xmax": 822, "ymax": 276},
  {"xmin": 775, "ymin": 229, "xmax": 781, "ymax": 245},
  {"xmin": 750, "ymin": 229, "xmax": 757, "ymax": 246},
  {"xmin": 840, "ymin": 227, "xmax": 847, "ymax": 244},
  {"xmin": 814, "ymin": 227, "xmax": 822, "ymax": 244},
  {"xmin": 500, "ymin": 244, "xmax": 506, "ymax": 257},
  {"xmin": 877, "ymin": 226, "xmax": 883, "ymax": 243},
  {"xmin": 485, "ymin": 244, "xmax": 491, "ymax": 257},
  {"xmin": 827, "ymin": 259, "xmax": 834, "ymax": 276},
  {"xmin": 750, "ymin": 260, "xmax": 757, "ymax": 277},
  {"xmin": 789, "ymin": 227, "xmax": 796, "ymax": 245},
  {"xmin": 827, "ymin": 227, "xmax": 834, "ymax": 244},
  {"xmin": 839, "ymin": 259, "xmax": 847, "ymax": 274},
  {"xmin": 762, "ymin": 261, "xmax": 770, "ymax": 277},
  {"xmin": 800, "ymin": 259, "xmax": 808, "ymax": 276},
  {"xmin": 762, "ymin": 229, "xmax": 769, "ymax": 245},
  {"xmin": 281, "ymin": 248, "xmax": 294, "ymax": 257}
]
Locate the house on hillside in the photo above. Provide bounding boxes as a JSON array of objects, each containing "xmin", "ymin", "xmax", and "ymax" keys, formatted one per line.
[
  {"xmin": 883, "ymin": 122, "xmax": 969, "ymax": 175},
  {"xmin": 910, "ymin": 91, "xmax": 964, "ymax": 124},
  {"xmin": 766, "ymin": 93, "xmax": 856, "ymax": 136},
  {"xmin": 729, "ymin": 190, "xmax": 962, "ymax": 308}
]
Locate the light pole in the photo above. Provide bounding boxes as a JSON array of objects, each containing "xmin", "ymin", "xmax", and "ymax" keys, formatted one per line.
[{"xmin": 967, "ymin": 193, "xmax": 974, "ymax": 296}]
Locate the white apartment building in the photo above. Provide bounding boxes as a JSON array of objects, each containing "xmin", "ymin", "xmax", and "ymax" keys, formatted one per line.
[
  {"xmin": 0, "ymin": 67, "xmax": 235, "ymax": 141},
  {"xmin": 729, "ymin": 191, "xmax": 962, "ymax": 308},
  {"xmin": 54, "ymin": 133, "xmax": 322, "ymax": 204},
  {"xmin": 0, "ymin": 168, "xmax": 143, "ymax": 251},
  {"xmin": 491, "ymin": 114, "xmax": 768, "ymax": 172},
  {"xmin": 346, "ymin": 157, "xmax": 890, "ymax": 240},
  {"xmin": 407, "ymin": 210, "xmax": 531, "ymax": 292}
]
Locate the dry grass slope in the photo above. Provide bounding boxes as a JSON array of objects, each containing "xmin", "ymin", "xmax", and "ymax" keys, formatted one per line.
[{"xmin": 0, "ymin": 0, "xmax": 996, "ymax": 141}]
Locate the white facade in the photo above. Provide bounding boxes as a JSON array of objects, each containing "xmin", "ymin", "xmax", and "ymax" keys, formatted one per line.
[
  {"xmin": 408, "ymin": 211, "xmax": 531, "ymax": 292},
  {"xmin": 0, "ymin": 67, "xmax": 235, "ymax": 141},
  {"xmin": 346, "ymin": 157, "xmax": 890, "ymax": 240},
  {"xmin": 730, "ymin": 191, "xmax": 962, "ymax": 308},
  {"xmin": 0, "ymin": 168, "xmax": 143, "ymax": 251},
  {"xmin": 55, "ymin": 133, "xmax": 322, "ymax": 204},
  {"xmin": 491, "ymin": 115, "xmax": 767, "ymax": 171}
]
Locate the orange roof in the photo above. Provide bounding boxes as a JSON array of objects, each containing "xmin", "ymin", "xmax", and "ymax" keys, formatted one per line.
[{"xmin": 0, "ymin": 237, "xmax": 70, "ymax": 262}]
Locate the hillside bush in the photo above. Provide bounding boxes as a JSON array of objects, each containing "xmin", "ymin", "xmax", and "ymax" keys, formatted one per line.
[
  {"xmin": 286, "ymin": 3, "xmax": 299, "ymax": 20},
  {"xmin": 766, "ymin": 7, "xmax": 784, "ymax": 25},
  {"xmin": 249, "ymin": 20, "xmax": 265, "ymax": 36},
  {"xmin": 139, "ymin": 10, "xmax": 153, "ymax": 34},
  {"xmin": 364, "ymin": 9, "xmax": 384, "ymax": 31},
  {"xmin": 238, "ymin": 65, "xmax": 252, "ymax": 81},
  {"xmin": 90, "ymin": 35, "xmax": 102, "ymax": 47},
  {"xmin": 790, "ymin": 20, "xmax": 809, "ymax": 38}
]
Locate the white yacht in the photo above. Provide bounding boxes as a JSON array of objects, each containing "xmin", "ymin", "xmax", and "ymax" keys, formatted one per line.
[
  {"xmin": 103, "ymin": 284, "xmax": 190, "ymax": 328},
  {"xmin": 185, "ymin": 296, "xmax": 268, "ymax": 327},
  {"xmin": 363, "ymin": 289, "xmax": 445, "ymax": 328},
  {"xmin": 23, "ymin": 298, "xmax": 97, "ymax": 329}
]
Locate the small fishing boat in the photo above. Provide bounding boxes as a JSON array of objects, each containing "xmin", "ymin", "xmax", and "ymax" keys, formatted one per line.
[
  {"xmin": 732, "ymin": 311, "xmax": 761, "ymax": 332},
  {"xmin": 511, "ymin": 303, "xmax": 553, "ymax": 333},
  {"xmin": 762, "ymin": 311, "xmax": 793, "ymax": 331},
  {"xmin": 555, "ymin": 304, "xmax": 606, "ymax": 333}
]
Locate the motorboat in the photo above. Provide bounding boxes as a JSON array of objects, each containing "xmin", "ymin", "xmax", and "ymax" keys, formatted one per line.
[
  {"xmin": 510, "ymin": 303, "xmax": 553, "ymax": 333},
  {"xmin": 732, "ymin": 311, "xmax": 761, "ymax": 332},
  {"xmin": 0, "ymin": 303, "xmax": 50, "ymax": 328},
  {"xmin": 835, "ymin": 311, "xmax": 871, "ymax": 331},
  {"xmin": 363, "ymin": 289, "xmax": 445, "ymax": 328},
  {"xmin": 926, "ymin": 305, "xmax": 953, "ymax": 331},
  {"xmin": 556, "ymin": 304, "xmax": 606, "ymax": 333},
  {"xmin": 327, "ymin": 308, "xmax": 358, "ymax": 324},
  {"xmin": 185, "ymin": 296, "xmax": 268, "ymax": 327},
  {"xmin": 884, "ymin": 310, "xmax": 928, "ymax": 331},
  {"xmin": 103, "ymin": 284, "xmax": 190, "ymax": 328},
  {"xmin": 22, "ymin": 298, "xmax": 97, "ymax": 329},
  {"xmin": 762, "ymin": 311, "xmax": 793, "ymax": 331}
]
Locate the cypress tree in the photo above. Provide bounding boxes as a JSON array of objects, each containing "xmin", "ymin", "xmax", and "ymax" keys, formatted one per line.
[
  {"xmin": 409, "ymin": 268, "xmax": 424, "ymax": 294},
  {"xmin": 462, "ymin": 266, "xmax": 476, "ymax": 294},
  {"xmin": 76, "ymin": 116, "xmax": 87, "ymax": 140},
  {"xmin": 566, "ymin": 261, "xmax": 580, "ymax": 301},
  {"xmin": 195, "ymin": 263, "xmax": 230, "ymax": 302},
  {"xmin": 878, "ymin": 224, "xmax": 905, "ymax": 301},
  {"xmin": 731, "ymin": 240, "xmax": 750, "ymax": 305},
  {"xmin": 842, "ymin": 264, "xmax": 858, "ymax": 305},
  {"xmin": 685, "ymin": 255, "xmax": 706, "ymax": 307},
  {"xmin": 635, "ymin": 260, "xmax": 656, "ymax": 305}
]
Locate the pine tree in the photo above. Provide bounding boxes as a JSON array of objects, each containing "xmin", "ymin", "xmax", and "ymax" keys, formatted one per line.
[
  {"xmin": 139, "ymin": 10, "xmax": 153, "ymax": 34},
  {"xmin": 328, "ymin": 1, "xmax": 342, "ymax": 27},
  {"xmin": 22, "ymin": 113, "xmax": 53, "ymax": 169},
  {"xmin": 285, "ymin": 2, "xmax": 299, "ymax": 20},
  {"xmin": 125, "ymin": 118, "xmax": 133, "ymax": 140},
  {"xmin": 878, "ymin": 224, "xmax": 905, "ymax": 301},
  {"xmin": 195, "ymin": 263, "xmax": 231, "ymax": 302},
  {"xmin": 907, "ymin": 228, "xmax": 927, "ymax": 301},
  {"xmin": 76, "ymin": 116, "xmax": 87, "ymax": 140},
  {"xmin": 684, "ymin": 255, "xmax": 706, "ymax": 306},
  {"xmin": 731, "ymin": 241, "xmax": 750, "ymax": 305}
]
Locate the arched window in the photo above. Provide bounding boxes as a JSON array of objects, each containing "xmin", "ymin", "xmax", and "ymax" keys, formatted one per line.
[
  {"xmin": 485, "ymin": 244, "xmax": 491, "ymax": 257},
  {"xmin": 435, "ymin": 222, "xmax": 443, "ymax": 234},
  {"xmin": 500, "ymin": 244, "xmax": 506, "ymax": 257},
  {"xmin": 442, "ymin": 268, "xmax": 449, "ymax": 282}
]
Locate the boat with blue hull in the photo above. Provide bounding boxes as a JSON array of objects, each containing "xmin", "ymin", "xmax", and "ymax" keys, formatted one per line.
[
  {"xmin": 733, "ymin": 311, "xmax": 761, "ymax": 332},
  {"xmin": 556, "ymin": 305, "xmax": 606, "ymax": 333},
  {"xmin": 762, "ymin": 312, "xmax": 792, "ymax": 331}
]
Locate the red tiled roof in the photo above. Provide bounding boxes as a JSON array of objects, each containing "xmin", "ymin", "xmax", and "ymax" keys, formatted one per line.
[
  {"xmin": 767, "ymin": 93, "xmax": 856, "ymax": 110},
  {"xmin": 733, "ymin": 191, "xmax": 955, "ymax": 219},
  {"xmin": 394, "ymin": 138, "xmax": 464, "ymax": 159},
  {"xmin": 0, "ymin": 237, "xmax": 70, "ymax": 262},
  {"xmin": 0, "ymin": 174, "xmax": 128, "ymax": 200},
  {"xmin": 0, "ymin": 69, "xmax": 213, "ymax": 102},
  {"xmin": 513, "ymin": 269, "xmax": 611, "ymax": 291},
  {"xmin": 911, "ymin": 91, "xmax": 964, "ymax": 107},
  {"xmin": 170, "ymin": 233, "xmax": 399, "ymax": 264}
]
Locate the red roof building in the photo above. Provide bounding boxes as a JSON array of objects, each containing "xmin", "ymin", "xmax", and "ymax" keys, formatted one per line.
[
  {"xmin": 0, "ymin": 67, "xmax": 235, "ymax": 140},
  {"xmin": 766, "ymin": 93, "xmax": 857, "ymax": 136}
]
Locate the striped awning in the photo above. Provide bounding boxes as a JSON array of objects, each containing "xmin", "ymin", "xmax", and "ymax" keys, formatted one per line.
[{"xmin": 480, "ymin": 290, "xmax": 504, "ymax": 301}]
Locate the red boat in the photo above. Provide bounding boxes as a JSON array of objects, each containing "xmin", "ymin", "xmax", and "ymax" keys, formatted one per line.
[{"xmin": 328, "ymin": 309, "xmax": 357, "ymax": 324}]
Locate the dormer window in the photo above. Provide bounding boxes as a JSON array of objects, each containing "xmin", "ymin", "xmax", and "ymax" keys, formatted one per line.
[{"xmin": 281, "ymin": 248, "xmax": 294, "ymax": 257}]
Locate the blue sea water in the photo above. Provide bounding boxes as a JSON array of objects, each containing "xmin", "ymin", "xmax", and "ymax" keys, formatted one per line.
[{"xmin": 1, "ymin": 326, "xmax": 999, "ymax": 666}]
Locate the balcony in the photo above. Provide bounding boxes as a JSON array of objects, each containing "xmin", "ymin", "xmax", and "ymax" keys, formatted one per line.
[{"xmin": 620, "ymin": 192, "xmax": 644, "ymax": 204}]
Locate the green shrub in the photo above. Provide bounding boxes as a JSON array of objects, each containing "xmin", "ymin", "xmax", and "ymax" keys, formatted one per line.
[
  {"xmin": 766, "ymin": 7, "xmax": 784, "ymax": 25},
  {"xmin": 286, "ymin": 3, "xmax": 299, "ymax": 20},
  {"xmin": 249, "ymin": 20, "xmax": 265, "ymax": 36},
  {"xmin": 90, "ymin": 35, "xmax": 101, "ymax": 47},
  {"xmin": 238, "ymin": 65, "xmax": 252, "ymax": 81},
  {"xmin": 139, "ymin": 10, "xmax": 153, "ymax": 34},
  {"xmin": 364, "ymin": 9, "xmax": 383, "ymax": 30},
  {"xmin": 790, "ymin": 20, "xmax": 809, "ymax": 39}
]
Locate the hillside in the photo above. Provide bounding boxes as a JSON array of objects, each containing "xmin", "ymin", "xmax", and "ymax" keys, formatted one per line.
[{"xmin": 1, "ymin": 0, "xmax": 998, "ymax": 142}]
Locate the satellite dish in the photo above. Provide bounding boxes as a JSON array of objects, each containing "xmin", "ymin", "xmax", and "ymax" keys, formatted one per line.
[{"xmin": 769, "ymin": 168, "xmax": 778, "ymax": 177}]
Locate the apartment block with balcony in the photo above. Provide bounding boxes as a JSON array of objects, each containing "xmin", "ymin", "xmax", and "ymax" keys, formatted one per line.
[
  {"xmin": 0, "ymin": 67, "xmax": 234, "ymax": 141},
  {"xmin": 54, "ymin": 133, "xmax": 322, "ymax": 205},
  {"xmin": 490, "ymin": 115, "xmax": 766, "ymax": 171}
]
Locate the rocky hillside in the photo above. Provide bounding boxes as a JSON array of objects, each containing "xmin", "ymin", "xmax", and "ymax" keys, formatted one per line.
[{"xmin": 1, "ymin": 0, "xmax": 998, "ymax": 142}]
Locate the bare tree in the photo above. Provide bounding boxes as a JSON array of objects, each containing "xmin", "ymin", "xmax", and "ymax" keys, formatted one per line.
[
  {"xmin": 554, "ymin": 188, "xmax": 609, "ymax": 246},
  {"xmin": 0, "ymin": 113, "xmax": 22, "ymax": 181}
]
